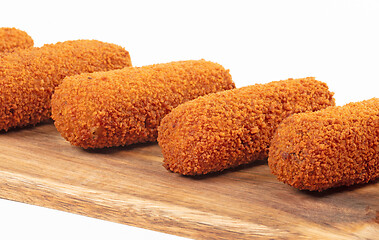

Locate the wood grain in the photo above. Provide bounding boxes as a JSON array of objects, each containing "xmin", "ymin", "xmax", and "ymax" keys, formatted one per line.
[{"xmin": 0, "ymin": 122, "xmax": 378, "ymax": 239}]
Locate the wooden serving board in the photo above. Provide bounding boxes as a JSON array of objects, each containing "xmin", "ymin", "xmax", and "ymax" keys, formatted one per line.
[{"xmin": 0, "ymin": 122, "xmax": 378, "ymax": 239}]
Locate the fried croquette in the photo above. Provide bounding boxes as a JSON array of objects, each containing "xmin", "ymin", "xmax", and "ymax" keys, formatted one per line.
[
  {"xmin": 0, "ymin": 40, "xmax": 131, "ymax": 131},
  {"xmin": 51, "ymin": 60, "xmax": 235, "ymax": 149},
  {"xmin": 268, "ymin": 98, "xmax": 379, "ymax": 191},
  {"xmin": 158, "ymin": 77, "xmax": 335, "ymax": 175},
  {"xmin": 0, "ymin": 27, "xmax": 33, "ymax": 53}
]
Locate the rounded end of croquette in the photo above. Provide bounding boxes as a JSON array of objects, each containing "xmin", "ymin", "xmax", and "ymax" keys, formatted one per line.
[
  {"xmin": 268, "ymin": 98, "xmax": 379, "ymax": 191},
  {"xmin": 0, "ymin": 27, "xmax": 34, "ymax": 53}
]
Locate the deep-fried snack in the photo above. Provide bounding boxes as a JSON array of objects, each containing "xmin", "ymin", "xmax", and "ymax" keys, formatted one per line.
[
  {"xmin": 51, "ymin": 60, "xmax": 235, "ymax": 149},
  {"xmin": 0, "ymin": 40, "xmax": 131, "ymax": 131},
  {"xmin": 268, "ymin": 98, "xmax": 379, "ymax": 191},
  {"xmin": 0, "ymin": 27, "xmax": 33, "ymax": 53},
  {"xmin": 158, "ymin": 77, "xmax": 335, "ymax": 175}
]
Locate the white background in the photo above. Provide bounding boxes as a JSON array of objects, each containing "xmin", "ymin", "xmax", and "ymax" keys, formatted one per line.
[{"xmin": 1, "ymin": 0, "xmax": 378, "ymax": 239}]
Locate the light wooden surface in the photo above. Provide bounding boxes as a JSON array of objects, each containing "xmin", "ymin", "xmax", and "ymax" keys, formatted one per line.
[{"xmin": 0, "ymin": 122, "xmax": 378, "ymax": 239}]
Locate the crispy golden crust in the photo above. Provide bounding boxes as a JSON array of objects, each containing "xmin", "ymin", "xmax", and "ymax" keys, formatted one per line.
[
  {"xmin": 158, "ymin": 77, "xmax": 335, "ymax": 175},
  {"xmin": 0, "ymin": 40, "xmax": 131, "ymax": 131},
  {"xmin": 0, "ymin": 27, "xmax": 33, "ymax": 53},
  {"xmin": 268, "ymin": 98, "xmax": 379, "ymax": 191},
  {"xmin": 51, "ymin": 60, "xmax": 235, "ymax": 149}
]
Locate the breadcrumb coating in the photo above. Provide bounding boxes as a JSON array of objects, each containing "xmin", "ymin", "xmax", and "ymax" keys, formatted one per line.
[
  {"xmin": 51, "ymin": 60, "xmax": 235, "ymax": 149},
  {"xmin": 158, "ymin": 77, "xmax": 335, "ymax": 175},
  {"xmin": 0, "ymin": 27, "xmax": 33, "ymax": 53},
  {"xmin": 0, "ymin": 40, "xmax": 131, "ymax": 131},
  {"xmin": 268, "ymin": 98, "xmax": 379, "ymax": 191}
]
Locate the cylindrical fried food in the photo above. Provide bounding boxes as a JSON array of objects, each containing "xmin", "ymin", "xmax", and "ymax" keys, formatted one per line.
[
  {"xmin": 51, "ymin": 60, "xmax": 235, "ymax": 149},
  {"xmin": 0, "ymin": 40, "xmax": 131, "ymax": 131},
  {"xmin": 158, "ymin": 77, "xmax": 335, "ymax": 175},
  {"xmin": 268, "ymin": 98, "xmax": 379, "ymax": 191},
  {"xmin": 0, "ymin": 27, "xmax": 34, "ymax": 53}
]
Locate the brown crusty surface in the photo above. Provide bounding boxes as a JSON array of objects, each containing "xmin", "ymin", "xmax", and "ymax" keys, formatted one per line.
[
  {"xmin": 158, "ymin": 77, "xmax": 335, "ymax": 175},
  {"xmin": 0, "ymin": 40, "xmax": 131, "ymax": 131},
  {"xmin": 0, "ymin": 27, "xmax": 33, "ymax": 53},
  {"xmin": 268, "ymin": 98, "xmax": 379, "ymax": 191},
  {"xmin": 51, "ymin": 60, "xmax": 235, "ymax": 149}
]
